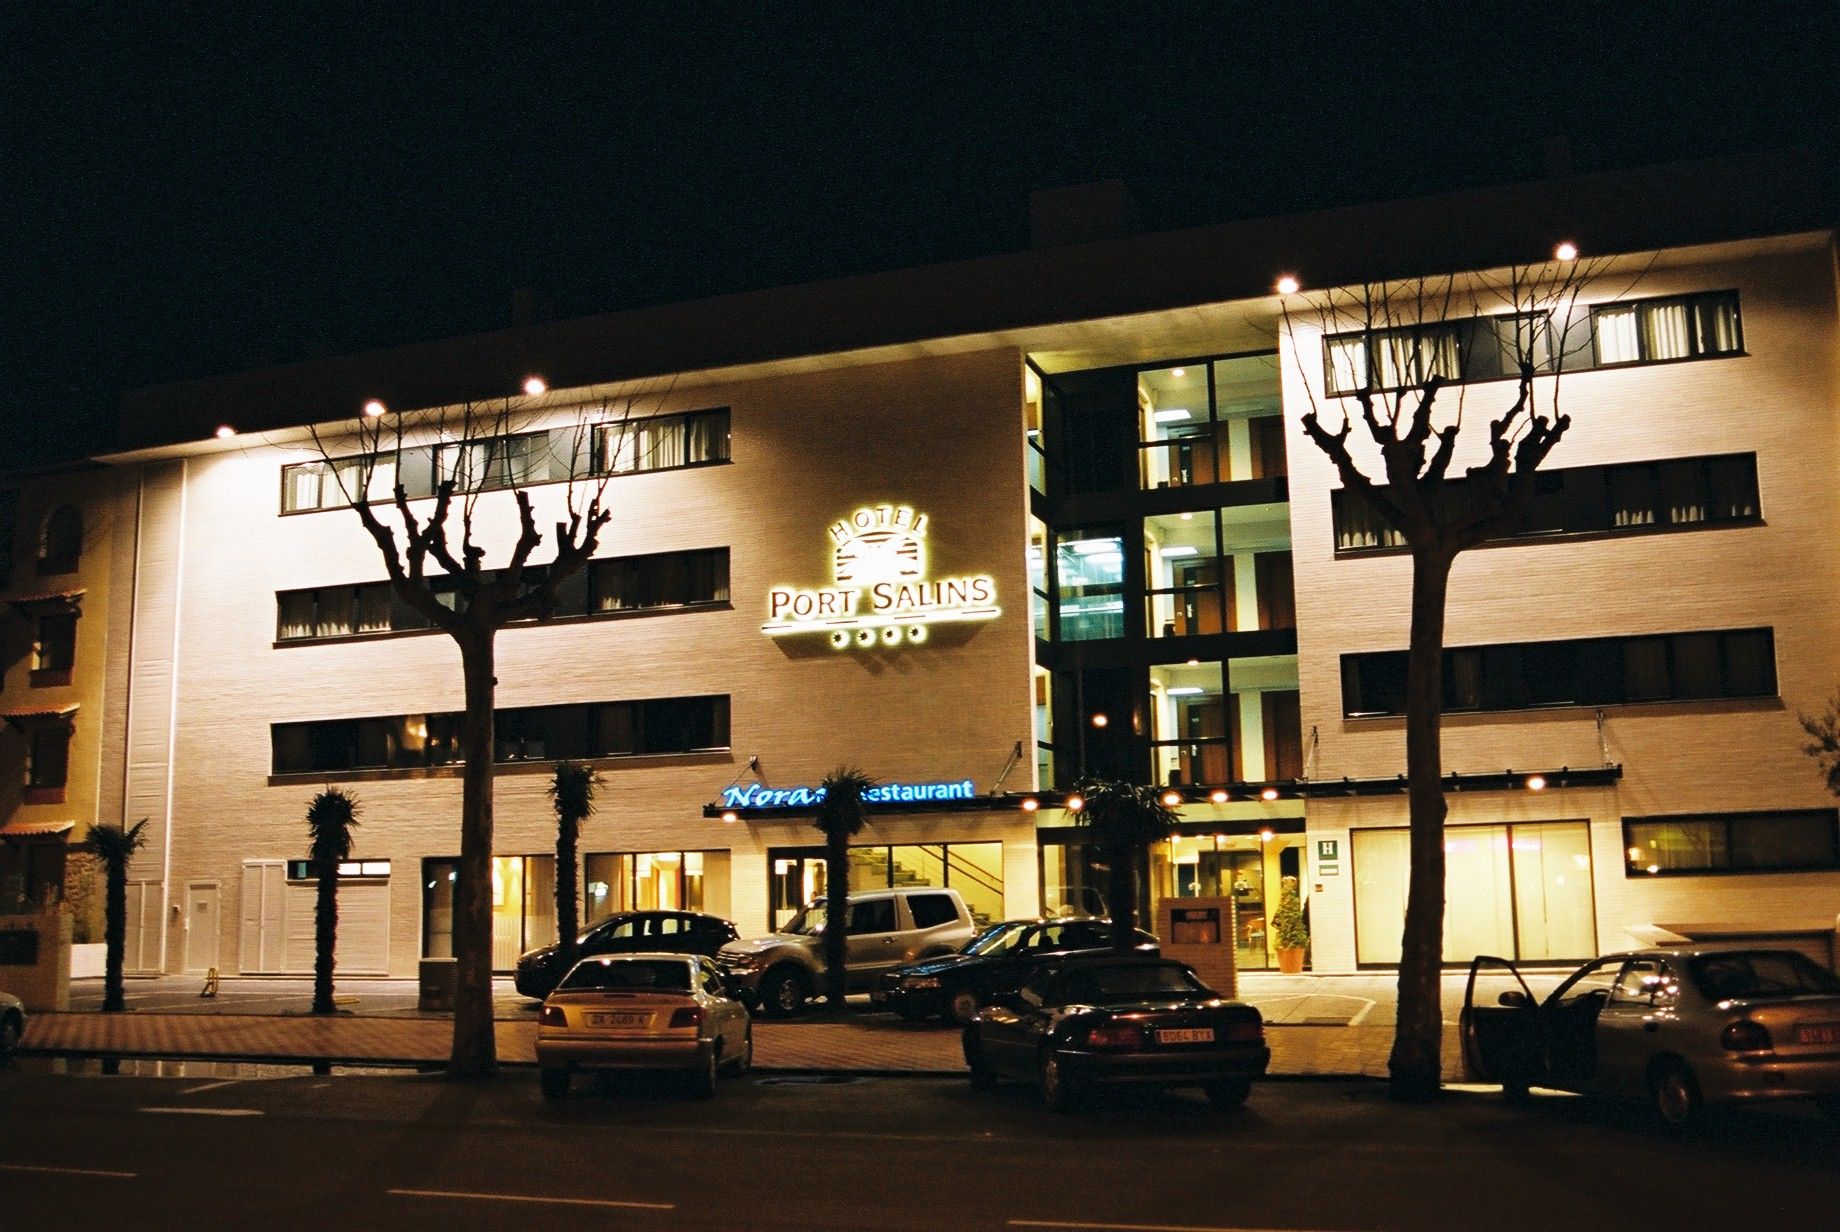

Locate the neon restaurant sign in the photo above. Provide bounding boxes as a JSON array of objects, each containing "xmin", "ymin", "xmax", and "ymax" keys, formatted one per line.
[
  {"xmin": 721, "ymin": 780, "xmax": 978, "ymax": 809},
  {"xmin": 763, "ymin": 505, "xmax": 1000, "ymax": 649}
]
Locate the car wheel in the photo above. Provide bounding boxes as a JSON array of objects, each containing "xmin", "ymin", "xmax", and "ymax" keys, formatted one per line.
[
  {"xmin": 948, "ymin": 989, "xmax": 984, "ymax": 1025},
  {"xmin": 760, "ymin": 967, "xmax": 809, "ymax": 1018},
  {"xmin": 964, "ymin": 1034, "xmax": 998, "ymax": 1091},
  {"xmin": 1039, "ymin": 1049, "xmax": 1085, "ymax": 1113},
  {"xmin": 1203, "ymin": 1080, "xmax": 1252, "ymax": 1108},
  {"xmin": 690, "ymin": 1048, "xmax": 719, "ymax": 1100},
  {"xmin": 1647, "ymin": 1059, "xmax": 1701, "ymax": 1129},
  {"xmin": 727, "ymin": 1025, "xmax": 753, "ymax": 1075},
  {"xmin": 538, "ymin": 1066, "xmax": 571, "ymax": 1101}
]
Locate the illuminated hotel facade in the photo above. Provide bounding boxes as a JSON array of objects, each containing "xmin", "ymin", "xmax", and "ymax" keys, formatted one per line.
[{"xmin": 60, "ymin": 151, "xmax": 1840, "ymax": 978}]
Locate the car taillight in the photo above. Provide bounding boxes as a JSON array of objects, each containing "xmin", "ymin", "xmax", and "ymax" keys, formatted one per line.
[
  {"xmin": 538, "ymin": 1005, "xmax": 567, "ymax": 1028},
  {"xmin": 668, "ymin": 1006, "xmax": 704, "ymax": 1029},
  {"xmin": 1721, "ymin": 1019, "xmax": 1772, "ymax": 1051},
  {"xmin": 1223, "ymin": 1019, "xmax": 1264, "ymax": 1044},
  {"xmin": 1084, "ymin": 1023, "xmax": 1144, "ymax": 1049}
]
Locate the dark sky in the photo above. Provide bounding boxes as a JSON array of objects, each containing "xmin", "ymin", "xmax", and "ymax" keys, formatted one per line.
[{"xmin": 5, "ymin": 2, "xmax": 1837, "ymax": 467}]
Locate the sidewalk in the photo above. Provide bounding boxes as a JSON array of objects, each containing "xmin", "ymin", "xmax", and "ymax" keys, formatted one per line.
[{"xmin": 23, "ymin": 970, "xmax": 1504, "ymax": 1079}]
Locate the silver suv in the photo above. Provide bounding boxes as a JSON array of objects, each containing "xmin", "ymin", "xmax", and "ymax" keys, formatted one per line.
[{"xmin": 718, "ymin": 887, "xmax": 976, "ymax": 1016}]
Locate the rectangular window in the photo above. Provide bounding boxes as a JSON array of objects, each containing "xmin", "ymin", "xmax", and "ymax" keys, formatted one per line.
[
  {"xmin": 1592, "ymin": 291, "xmax": 1742, "ymax": 366},
  {"xmin": 27, "ymin": 725, "xmax": 71, "ymax": 790},
  {"xmin": 280, "ymin": 453, "xmax": 420, "ymax": 513},
  {"xmin": 33, "ymin": 612, "xmax": 78, "ymax": 673},
  {"xmin": 1324, "ymin": 312, "xmax": 1553, "ymax": 396},
  {"xmin": 1332, "ymin": 453, "xmax": 1760, "ymax": 554},
  {"xmin": 1342, "ymin": 627, "xmax": 1775, "ymax": 717},
  {"xmin": 590, "ymin": 548, "xmax": 730, "ymax": 613},
  {"xmin": 1624, "ymin": 811, "xmax": 1840, "ymax": 876},
  {"xmin": 595, "ymin": 408, "xmax": 730, "ymax": 476},
  {"xmin": 1054, "ymin": 527, "xmax": 1126, "ymax": 641},
  {"xmin": 271, "ymin": 695, "xmax": 730, "ymax": 775}
]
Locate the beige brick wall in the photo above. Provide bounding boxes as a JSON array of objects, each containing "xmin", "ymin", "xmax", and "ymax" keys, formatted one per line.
[
  {"xmin": 1281, "ymin": 237, "xmax": 1840, "ymax": 969},
  {"xmin": 142, "ymin": 347, "xmax": 1038, "ymax": 975}
]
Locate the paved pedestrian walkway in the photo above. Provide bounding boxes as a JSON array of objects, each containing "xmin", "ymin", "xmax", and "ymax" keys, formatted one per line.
[{"xmin": 17, "ymin": 1008, "xmax": 1466, "ymax": 1079}]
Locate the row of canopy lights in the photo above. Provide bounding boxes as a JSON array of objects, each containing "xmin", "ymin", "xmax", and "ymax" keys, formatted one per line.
[
  {"xmin": 1269, "ymin": 241, "xmax": 1579, "ymax": 299},
  {"xmin": 213, "ymin": 375, "xmax": 551, "ymax": 442}
]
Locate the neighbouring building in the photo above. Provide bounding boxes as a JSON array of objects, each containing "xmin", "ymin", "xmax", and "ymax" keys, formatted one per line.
[{"xmin": 54, "ymin": 150, "xmax": 1840, "ymax": 979}]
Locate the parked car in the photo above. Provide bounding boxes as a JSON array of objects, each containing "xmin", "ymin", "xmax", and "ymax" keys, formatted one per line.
[
  {"xmin": 0, "ymin": 990, "xmax": 23, "ymax": 1058},
  {"xmin": 1461, "ymin": 948, "xmax": 1840, "ymax": 1127},
  {"xmin": 515, "ymin": 910, "xmax": 740, "ymax": 1000},
  {"xmin": 718, "ymin": 887, "xmax": 976, "ymax": 1017},
  {"xmin": 962, "ymin": 954, "xmax": 1268, "ymax": 1112},
  {"xmin": 877, "ymin": 916, "xmax": 1159, "ymax": 1024},
  {"xmin": 535, "ymin": 953, "xmax": 752, "ymax": 1100}
]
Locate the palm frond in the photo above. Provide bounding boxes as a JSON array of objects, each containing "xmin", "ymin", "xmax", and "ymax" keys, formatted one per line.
[
  {"xmin": 1074, "ymin": 778, "xmax": 1181, "ymax": 850},
  {"xmin": 549, "ymin": 761, "xmax": 599, "ymax": 823},
  {"xmin": 813, "ymin": 766, "xmax": 876, "ymax": 840},
  {"xmin": 89, "ymin": 819, "xmax": 148, "ymax": 868},
  {"xmin": 306, "ymin": 787, "xmax": 360, "ymax": 864}
]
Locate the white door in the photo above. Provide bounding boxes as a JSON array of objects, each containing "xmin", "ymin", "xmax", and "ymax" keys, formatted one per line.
[
  {"xmin": 239, "ymin": 862, "xmax": 286, "ymax": 973},
  {"xmin": 184, "ymin": 881, "xmax": 220, "ymax": 972},
  {"xmin": 123, "ymin": 880, "xmax": 164, "ymax": 975},
  {"xmin": 282, "ymin": 876, "xmax": 392, "ymax": 974}
]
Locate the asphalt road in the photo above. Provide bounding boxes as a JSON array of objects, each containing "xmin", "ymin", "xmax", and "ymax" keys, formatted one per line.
[{"xmin": 3, "ymin": 1064, "xmax": 1834, "ymax": 1232}]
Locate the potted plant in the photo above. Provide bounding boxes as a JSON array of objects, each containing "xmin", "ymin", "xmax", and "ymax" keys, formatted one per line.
[{"xmin": 1271, "ymin": 876, "xmax": 1308, "ymax": 974}]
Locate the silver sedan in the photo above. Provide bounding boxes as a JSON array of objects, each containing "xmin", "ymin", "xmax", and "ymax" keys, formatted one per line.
[
  {"xmin": 1462, "ymin": 948, "xmax": 1840, "ymax": 1127},
  {"xmin": 536, "ymin": 953, "xmax": 752, "ymax": 1100}
]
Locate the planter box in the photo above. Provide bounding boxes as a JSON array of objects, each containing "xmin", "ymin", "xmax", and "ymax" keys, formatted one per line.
[{"xmin": 70, "ymin": 942, "xmax": 107, "ymax": 980}]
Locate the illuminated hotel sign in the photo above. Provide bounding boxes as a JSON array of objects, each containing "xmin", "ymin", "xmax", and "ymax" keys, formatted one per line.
[
  {"xmin": 764, "ymin": 505, "xmax": 1000, "ymax": 649},
  {"xmin": 722, "ymin": 780, "xmax": 977, "ymax": 809}
]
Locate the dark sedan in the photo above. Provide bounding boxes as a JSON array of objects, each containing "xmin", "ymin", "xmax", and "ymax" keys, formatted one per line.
[
  {"xmin": 877, "ymin": 917, "xmax": 1158, "ymax": 1024},
  {"xmin": 963, "ymin": 955, "xmax": 1268, "ymax": 1111},
  {"xmin": 515, "ymin": 911, "xmax": 740, "ymax": 1000}
]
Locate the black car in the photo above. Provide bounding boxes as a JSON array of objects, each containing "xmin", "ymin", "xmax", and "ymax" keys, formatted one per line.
[
  {"xmin": 514, "ymin": 911, "xmax": 740, "ymax": 1000},
  {"xmin": 962, "ymin": 955, "xmax": 1268, "ymax": 1112},
  {"xmin": 877, "ymin": 916, "xmax": 1159, "ymax": 1024}
]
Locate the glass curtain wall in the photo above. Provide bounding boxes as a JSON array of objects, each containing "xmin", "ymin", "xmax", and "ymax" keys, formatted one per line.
[
  {"xmin": 584, "ymin": 851, "xmax": 709, "ymax": 920},
  {"xmin": 421, "ymin": 854, "xmax": 556, "ymax": 969},
  {"xmin": 766, "ymin": 842, "xmax": 1005, "ymax": 929},
  {"xmin": 1148, "ymin": 831, "xmax": 1306, "ymax": 971}
]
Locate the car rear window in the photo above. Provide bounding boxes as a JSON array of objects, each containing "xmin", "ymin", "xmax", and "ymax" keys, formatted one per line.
[
  {"xmin": 1050, "ymin": 963, "xmax": 1210, "ymax": 1006},
  {"xmin": 559, "ymin": 958, "xmax": 692, "ymax": 992},
  {"xmin": 907, "ymin": 893, "xmax": 959, "ymax": 929},
  {"xmin": 1687, "ymin": 952, "xmax": 1840, "ymax": 1001}
]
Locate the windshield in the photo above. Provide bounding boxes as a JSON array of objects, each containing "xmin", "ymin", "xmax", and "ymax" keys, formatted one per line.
[
  {"xmin": 1688, "ymin": 952, "xmax": 1840, "ymax": 1001},
  {"xmin": 964, "ymin": 923, "xmax": 1031, "ymax": 956},
  {"xmin": 559, "ymin": 958, "xmax": 692, "ymax": 993},
  {"xmin": 782, "ymin": 903, "xmax": 827, "ymax": 936},
  {"xmin": 1049, "ymin": 962, "xmax": 1210, "ymax": 1007}
]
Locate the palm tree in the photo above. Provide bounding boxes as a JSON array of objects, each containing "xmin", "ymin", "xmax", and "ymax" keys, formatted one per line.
[
  {"xmin": 813, "ymin": 768, "xmax": 875, "ymax": 1011},
  {"xmin": 549, "ymin": 762, "xmax": 597, "ymax": 972},
  {"xmin": 306, "ymin": 788, "xmax": 361, "ymax": 1015},
  {"xmin": 89, "ymin": 819, "xmax": 147, "ymax": 1013},
  {"xmin": 1073, "ymin": 779, "xmax": 1180, "ymax": 952}
]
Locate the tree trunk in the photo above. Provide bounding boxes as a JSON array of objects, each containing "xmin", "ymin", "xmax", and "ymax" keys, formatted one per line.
[
  {"xmin": 1389, "ymin": 545, "xmax": 1454, "ymax": 1102},
  {"xmin": 102, "ymin": 861, "xmax": 126, "ymax": 1013},
  {"xmin": 822, "ymin": 830, "xmax": 849, "ymax": 1010},
  {"xmin": 556, "ymin": 810, "xmax": 579, "ymax": 971},
  {"xmin": 1108, "ymin": 841, "xmax": 1137, "ymax": 953},
  {"xmin": 312, "ymin": 858, "xmax": 338, "ymax": 1014},
  {"xmin": 450, "ymin": 630, "xmax": 498, "ymax": 1077}
]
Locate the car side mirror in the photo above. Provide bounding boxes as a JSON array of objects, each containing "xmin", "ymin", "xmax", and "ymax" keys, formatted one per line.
[{"xmin": 1498, "ymin": 990, "xmax": 1532, "ymax": 1008}]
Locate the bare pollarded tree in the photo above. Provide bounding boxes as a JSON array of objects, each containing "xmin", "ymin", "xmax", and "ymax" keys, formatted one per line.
[
  {"xmin": 306, "ymin": 380, "xmax": 667, "ymax": 1076},
  {"xmin": 1281, "ymin": 251, "xmax": 1624, "ymax": 1101}
]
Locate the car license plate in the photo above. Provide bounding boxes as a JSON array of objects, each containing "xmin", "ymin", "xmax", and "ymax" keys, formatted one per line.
[
  {"xmin": 587, "ymin": 1011, "xmax": 650, "ymax": 1028},
  {"xmin": 1795, "ymin": 1022, "xmax": 1840, "ymax": 1045},
  {"xmin": 1156, "ymin": 1027, "xmax": 1214, "ymax": 1045}
]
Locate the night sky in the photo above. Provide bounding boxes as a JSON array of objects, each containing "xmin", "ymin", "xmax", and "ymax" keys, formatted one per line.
[{"xmin": 6, "ymin": 2, "xmax": 1836, "ymax": 467}]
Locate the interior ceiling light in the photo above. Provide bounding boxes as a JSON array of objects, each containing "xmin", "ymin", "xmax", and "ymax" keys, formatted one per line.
[
  {"xmin": 1170, "ymin": 368, "xmax": 1185, "ymax": 378},
  {"xmin": 1158, "ymin": 545, "xmax": 1200, "ymax": 558},
  {"xmin": 1165, "ymin": 686, "xmax": 1205, "ymax": 697},
  {"xmin": 1152, "ymin": 408, "xmax": 1193, "ymax": 423}
]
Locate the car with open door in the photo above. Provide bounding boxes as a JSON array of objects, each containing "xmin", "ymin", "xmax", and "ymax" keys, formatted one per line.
[
  {"xmin": 962, "ymin": 954, "xmax": 1267, "ymax": 1112},
  {"xmin": 877, "ymin": 916, "xmax": 1159, "ymax": 1024},
  {"xmin": 1461, "ymin": 948, "xmax": 1840, "ymax": 1128}
]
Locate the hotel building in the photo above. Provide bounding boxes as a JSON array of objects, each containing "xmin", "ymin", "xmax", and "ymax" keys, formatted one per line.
[{"xmin": 35, "ymin": 151, "xmax": 1838, "ymax": 979}]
